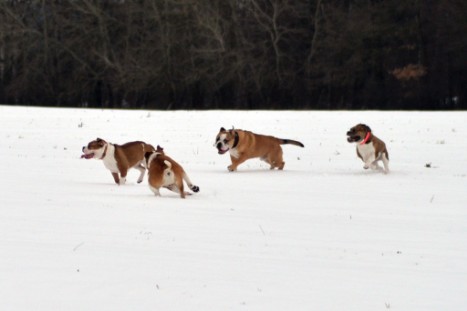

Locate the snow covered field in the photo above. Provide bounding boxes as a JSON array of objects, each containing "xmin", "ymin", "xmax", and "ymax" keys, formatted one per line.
[{"xmin": 0, "ymin": 105, "xmax": 466, "ymax": 311}]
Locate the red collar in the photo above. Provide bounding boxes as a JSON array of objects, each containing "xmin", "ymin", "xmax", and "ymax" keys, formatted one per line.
[{"xmin": 360, "ymin": 132, "xmax": 371, "ymax": 145}]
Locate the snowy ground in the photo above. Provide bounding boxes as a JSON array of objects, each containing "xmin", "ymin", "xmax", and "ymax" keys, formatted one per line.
[{"xmin": 0, "ymin": 105, "xmax": 466, "ymax": 311}]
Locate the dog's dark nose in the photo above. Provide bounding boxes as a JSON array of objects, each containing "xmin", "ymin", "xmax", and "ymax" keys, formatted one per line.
[
  {"xmin": 216, "ymin": 142, "xmax": 222, "ymax": 149},
  {"xmin": 82, "ymin": 146, "xmax": 85, "ymax": 151},
  {"xmin": 346, "ymin": 131, "xmax": 351, "ymax": 135}
]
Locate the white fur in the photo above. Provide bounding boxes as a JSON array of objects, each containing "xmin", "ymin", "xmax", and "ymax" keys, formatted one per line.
[
  {"xmin": 214, "ymin": 133, "xmax": 228, "ymax": 147},
  {"xmin": 102, "ymin": 144, "xmax": 118, "ymax": 173},
  {"xmin": 357, "ymin": 143, "xmax": 376, "ymax": 167},
  {"xmin": 182, "ymin": 172, "xmax": 195, "ymax": 189},
  {"xmin": 229, "ymin": 148, "xmax": 240, "ymax": 159},
  {"xmin": 145, "ymin": 152, "xmax": 162, "ymax": 169},
  {"xmin": 149, "ymin": 185, "xmax": 161, "ymax": 196},
  {"xmin": 381, "ymin": 153, "xmax": 389, "ymax": 174},
  {"xmin": 357, "ymin": 143, "xmax": 389, "ymax": 173},
  {"xmin": 134, "ymin": 162, "xmax": 145, "ymax": 183},
  {"xmin": 163, "ymin": 168, "xmax": 175, "ymax": 185},
  {"xmin": 215, "ymin": 133, "xmax": 232, "ymax": 154}
]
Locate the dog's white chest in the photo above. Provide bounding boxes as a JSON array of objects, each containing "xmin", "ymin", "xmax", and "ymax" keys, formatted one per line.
[
  {"xmin": 229, "ymin": 148, "xmax": 240, "ymax": 159},
  {"xmin": 357, "ymin": 143, "xmax": 375, "ymax": 161},
  {"xmin": 102, "ymin": 145, "xmax": 119, "ymax": 173}
]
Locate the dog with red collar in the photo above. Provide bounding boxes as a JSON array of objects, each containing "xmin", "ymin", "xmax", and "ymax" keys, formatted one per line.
[
  {"xmin": 346, "ymin": 124, "xmax": 389, "ymax": 174},
  {"xmin": 82, "ymin": 138, "xmax": 155, "ymax": 184}
]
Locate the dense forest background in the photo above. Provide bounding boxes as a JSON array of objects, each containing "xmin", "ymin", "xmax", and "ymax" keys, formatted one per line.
[{"xmin": 0, "ymin": 0, "xmax": 466, "ymax": 110}]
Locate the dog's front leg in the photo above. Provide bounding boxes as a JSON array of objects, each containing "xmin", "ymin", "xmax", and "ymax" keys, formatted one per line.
[
  {"xmin": 363, "ymin": 154, "xmax": 376, "ymax": 170},
  {"xmin": 117, "ymin": 165, "xmax": 127, "ymax": 185},
  {"xmin": 228, "ymin": 154, "xmax": 248, "ymax": 171},
  {"xmin": 364, "ymin": 162, "xmax": 376, "ymax": 170},
  {"xmin": 118, "ymin": 176, "xmax": 126, "ymax": 185}
]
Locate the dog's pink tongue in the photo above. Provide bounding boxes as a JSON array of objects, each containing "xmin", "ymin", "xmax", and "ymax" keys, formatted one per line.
[{"xmin": 81, "ymin": 153, "xmax": 94, "ymax": 159}]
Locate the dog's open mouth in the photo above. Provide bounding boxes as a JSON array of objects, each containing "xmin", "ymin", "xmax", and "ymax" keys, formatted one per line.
[
  {"xmin": 81, "ymin": 153, "xmax": 94, "ymax": 159},
  {"xmin": 218, "ymin": 147, "xmax": 229, "ymax": 155},
  {"xmin": 347, "ymin": 135, "xmax": 361, "ymax": 143}
]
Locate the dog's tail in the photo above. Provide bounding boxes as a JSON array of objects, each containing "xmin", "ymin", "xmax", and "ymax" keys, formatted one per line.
[
  {"xmin": 280, "ymin": 139, "xmax": 304, "ymax": 148},
  {"xmin": 183, "ymin": 172, "xmax": 200, "ymax": 193}
]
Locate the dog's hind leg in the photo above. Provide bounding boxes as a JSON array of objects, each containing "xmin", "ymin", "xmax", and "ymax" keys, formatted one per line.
[
  {"xmin": 134, "ymin": 163, "xmax": 146, "ymax": 183},
  {"xmin": 168, "ymin": 180, "xmax": 186, "ymax": 198},
  {"xmin": 177, "ymin": 180, "xmax": 186, "ymax": 198},
  {"xmin": 267, "ymin": 150, "xmax": 285, "ymax": 170},
  {"xmin": 267, "ymin": 160, "xmax": 284, "ymax": 170},
  {"xmin": 150, "ymin": 186, "xmax": 160, "ymax": 196},
  {"xmin": 382, "ymin": 153, "xmax": 389, "ymax": 174}
]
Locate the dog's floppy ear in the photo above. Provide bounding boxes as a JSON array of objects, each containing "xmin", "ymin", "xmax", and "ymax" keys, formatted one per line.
[
  {"xmin": 362, "ymin": 124, "xmax": 372, "ymax": 132},
  {"xmin": 220, "ymin": 127, "xmax": 226, "ymax": 132},
  {"xmin": 96, "ymin": 138, "xmax": 106, "ymax": 145}
]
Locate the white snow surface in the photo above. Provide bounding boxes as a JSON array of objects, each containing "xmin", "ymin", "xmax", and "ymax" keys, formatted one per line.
[{"xmin": 1, "ymin": 105, "xmax": 466, "ymax": 311}]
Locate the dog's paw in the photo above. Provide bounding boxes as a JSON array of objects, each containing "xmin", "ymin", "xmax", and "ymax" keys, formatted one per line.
[
  {"xmin": 190, "ymin": 185, "xmax": 200, "ymax": 193},
  {"xmin": 228, "ymin": 165, "xmax": 236, "ymax": 172}
]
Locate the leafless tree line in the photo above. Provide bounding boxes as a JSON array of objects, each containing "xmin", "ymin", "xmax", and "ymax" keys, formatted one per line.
[{"xmin": 0, "ymin": 0, "xmax": 466, "ymax": 109}]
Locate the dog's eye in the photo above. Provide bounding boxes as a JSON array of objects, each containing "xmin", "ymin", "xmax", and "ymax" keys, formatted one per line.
[{"xmin": 224, "ymin": 139, "xmax": 229, "ymax": 143}]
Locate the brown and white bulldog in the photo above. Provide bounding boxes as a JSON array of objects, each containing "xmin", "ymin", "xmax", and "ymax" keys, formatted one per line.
[
  {"xmin": 346, "ymin": 124, "xmax": 389, "ymax": 174},
  {"xmin": 144, "ymin": 145, "xmax": 199, "ymax": 198},
  {"xmin": 81, "ymin": 138, "xmax": 155, "ymax": 184},
  {"xmin": 214, "ymin": 127, "xmax": 304, "ymax": 171}
]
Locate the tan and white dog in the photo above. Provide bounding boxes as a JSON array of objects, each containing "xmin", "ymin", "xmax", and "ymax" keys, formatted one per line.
[
  {"xmin": 346, "ymin": 124, "xmax": 389, "ymax": 174},
  {"xmin": 144, "ymin": 145, "xmax": 199, "ymax": 198},
  {"xmin": 81, "ymin": 138, "xmax": 155, "ymax": 184},
  {"xmin": 214, "ymin": 127, "xmax": 304, "ymax": 171}
]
